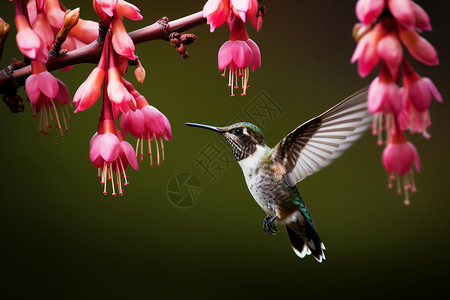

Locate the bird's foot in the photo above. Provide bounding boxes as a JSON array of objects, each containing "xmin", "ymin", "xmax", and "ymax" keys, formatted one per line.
[{"xmin": 263, "ymin": 216, "xmax": 278, "ymax": 235}]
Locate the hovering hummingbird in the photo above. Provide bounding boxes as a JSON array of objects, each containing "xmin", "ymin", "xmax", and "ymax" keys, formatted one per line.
[{"xmin": 185, "ymin": 89, "xmax": 371, "ymax": 262}]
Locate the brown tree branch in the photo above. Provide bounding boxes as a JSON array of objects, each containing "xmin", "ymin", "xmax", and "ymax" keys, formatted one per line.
[{"xmin": 0, "ymin": 11, "xmax": 205, "ymax": 94}]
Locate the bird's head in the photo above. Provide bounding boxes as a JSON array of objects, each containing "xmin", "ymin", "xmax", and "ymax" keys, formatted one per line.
[{"xmin": 185, "ymin": 122, "xmax": 266, "ymax": 161}]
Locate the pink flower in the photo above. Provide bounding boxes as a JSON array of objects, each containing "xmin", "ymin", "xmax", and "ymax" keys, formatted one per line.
[
  {"xmin": 400, "ymin": 100, "xmax": 432, "ymax": 138},
  {"xmin": 218, "ymin": 16, "xmax": 261, "ymax": 96},
  {"xmin": 89, "ymin": 128, "xmax": 138, "ymax": 195},
  {"xmin": 377, "ymin": 32, "xmax": 403, "ymax": 75},
  {"xmin": 382, "ymin": 130, "xmax": 420, "ymax": 205},
  {"xmin": 383, "ymin": 140, "xmax": 420, "ymax": 175},
  {"xmin": 356, "ymin": 0, "xmax": 385, "ymax": 25},
  {"xmin": 120, "ymin": 82, "xmax": 171, "ymax": 166},
  {"xmin": 25, "ymin": 61, "xmax": 71, "ymax": 136},
  {"xmin": 111, "ymin": 16, "xmax": 135, "ymax": 60},
  {"xmin": 399, "ymin": 62, "xmax": 442, "ymax": 137},
  {"xmin": 15, "ymin": 14, "xmax": 43, "ymax": 60},
  {"xmin": 399, "ymin": 27, "xmax": 439, "ymax": 66},
  {"xmin": 25, "ymin": 72, "xmax": 59, "ymax": 104},
  {"xmin": 406, "ymin": 76, "xmax": 442, "ymax": 112},
  {"xmin": 352, "ymin": 0, "xmax": 439, "ymax": 204},
  {"xmin": 107, "ymin": 67, "xmax": 134, "ymax": 113},
  {"xmin": 73, "ymin": 67, "xmax": 106, "ymax": 113},
  {"xmin": 351, "ymin": 22, "xmax": 386, "ymax": 77},
  {"xmin": 367, "ymin": 65, "xmax": 402, "ymax": 114}
]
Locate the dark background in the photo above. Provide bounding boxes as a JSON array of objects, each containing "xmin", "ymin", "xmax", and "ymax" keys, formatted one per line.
[{"xmin": 1, "ymin": 0, "xmax": 449, "ymax": 299}]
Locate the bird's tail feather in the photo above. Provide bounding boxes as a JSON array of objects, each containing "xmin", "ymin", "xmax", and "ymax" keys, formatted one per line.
[{"xmin": 286, "ymin": 220, "xmax": 326, "ymax": 263}]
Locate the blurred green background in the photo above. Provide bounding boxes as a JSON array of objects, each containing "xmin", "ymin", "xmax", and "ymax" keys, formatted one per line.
[{"xmin": 1, "ymin": 0, "xmax": 449, "ymax": 299}]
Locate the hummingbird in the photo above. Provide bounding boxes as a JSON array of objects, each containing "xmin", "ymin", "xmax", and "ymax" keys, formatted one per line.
[{"xmin": 185, "ymin": 89, "xmax": 371, "ymax": 262}]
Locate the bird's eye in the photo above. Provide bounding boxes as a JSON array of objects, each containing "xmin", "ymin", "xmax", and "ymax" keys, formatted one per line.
[{"xmin": 235, "ymin": 128, "xmax": 244, "ymax": 135}]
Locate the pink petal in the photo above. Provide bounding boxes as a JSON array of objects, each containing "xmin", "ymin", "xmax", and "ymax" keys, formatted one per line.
[
  {"xmin": 25, "ymin": 74, "xmax": 40, "ymax": 104},
  {"xmin": 89, "ymin": 133, "xmax": 102, "ymax": 163},
  {"xmin": 62, "ymin": 36, "xmax": 76, "ymax": 52},
  {"xmin": 107, "ymin": 70, "xmax": 133, "ymax": 110},
  {"xmin": 204, "ymin": 0, "xmax": 229, "ymax": 32},
  {"xmin": 256, "ymin": 16, "xmax": 263, "ymax": 32},
  {"xmin": 121, "ymin": 141, "xmax": 139, "ymax": 170},
  {"xmin": 112, "ymin": 102, "xmax": 123, "ymax": 119},
  {"xmin": 116, "ymin": 0, "xmax": 143, "ymax": 20},
  {"xmin": 245, "ymin": 39, "xmax": 261, "ymax": 71},
  {"xmin": 111, "ymin": 18, "xmax": 136, "ymax": 60},
  {"xmin": 411, "ymin": 2, "xmax": 431, "ymax": 31},
  {"xmin": 143, "ymin": 106, "xmax": 165, "ymax": 137},
  {"xmin": 246, "ymin": 0, "xmax": 259, "ymax": 30},
  {"xmin": 356, "ymin": 0, "xmax": 385, "ymax": 25},
  {"xmin": 203, "ymin": 0, "xmax": 220, "ymax": 17},
  {"xmin": 33, "ymin": 13, "xmax": 54, "ymax": 48},
  {"xmin": 27, "ymin": 0, "xmax": 37, "ymax": 26},
  {"xmin": 382, "ymin": 143, "xmax": 417, "ymax": 175},
  {"xmin": 96, "ymin": 0, "xmax": 118, "ymax": 17},
  {"xmin": 351, "ymin": 34, "xmax": 368, "ymax": 63},
  {"xmin": 99, "ymin": 133, "xmax": 120, "ymax": 162},
  {"xmin": 89, "ymin": 132, "xmax": 99, "ymax": 149},
  {"xmin": 368, "ymin": 77, "xmax": 401, "ymax": 114},
  {"xmin": 423, "ymin": 77, "xmax": 442, "ymax": 103},
  {"xmin": 35, "ymin": 38, "xmax": 49, "ymax": 63},
  {"xmin": 36, "ymin": 0, "xmax": 44, "ymax": 10},
  {"xmin": 352, "ymin": 24, "xmax": 385, "ymax": 77},
  {"xmin": 231, "ymin": 0, "xmax": 250, "ymax": 14},
  {"xmin": 397, "ymin": 106, "xmax": 410, "ymax": 131},
  {"xmin": 56, "ymin": 79, "xmax": 71, "ymax": 105},
  {"xmin": 377, "ymin": 33, "xmax": 403, "ymax": 75},
  {"xmin": 46, "ymin": 6, "xmax": 64, "ymax": 30},
  {"xmin": 126, "ymin": 109, "xmax": 145, "ymax": 138},
  {"xmin": 70, "ymin": 20, "xmax": 99, "ymax": 45},
  {"xmin": 408, "ymin": 80, "xmax": 431, "ymax": 111},
  {"xmin": 368, "ymin": 77, "xmax": 384, "ymax": 113},
  {"xmin": 231, "ymin": 40, "xmax": 252, "ymax": 69},
  {"xmin": 162, "ymin": 114, "xmax": 172, "ymax": 141},
  {"xmin": 15, "ymin": 26, "xmax": 41, "ymax": 59},
  {"xmin": 37, "ymin": 71, "xmax": 59, "ymax": 99},
  {"xmin": 411, "ymin": 142, "xmax": 421, "ymax": 172},
  {"xmin": 218, "ymin": 41, "xmax": 233, "ymax": 70},
  {"xmin": 399, "ymin": 28, "xmax": 439, "ymax": 66},
  {"xmin": 235, "ymin": 10, "xmax": 246, "ymax": 23},
  {"xmin": 387, "ymin": 0, "xmax": 415, "ymax": 30},
  {"xmin": 73, "ymin": 68, "xmax": 105, "ymax": 113},
  {"xmin": 120, "ymin": 114, "xmax": 128, "ymax": 136}
]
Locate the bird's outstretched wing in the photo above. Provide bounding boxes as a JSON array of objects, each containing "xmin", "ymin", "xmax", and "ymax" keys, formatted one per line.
[{"xmin": 270, "ymin": 88, "xmax": 371, "ymax": 186}]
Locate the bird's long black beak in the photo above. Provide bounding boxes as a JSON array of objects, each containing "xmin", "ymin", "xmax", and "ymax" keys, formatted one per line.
[{"xmin": 184, "ymin": 123, "xmax": 223, "ymax": 133}]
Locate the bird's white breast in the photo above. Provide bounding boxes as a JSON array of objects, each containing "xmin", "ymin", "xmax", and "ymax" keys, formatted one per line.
[
  {"xmin": 237, "ymin": 145, "xmax": 267, "ymax": 177},
  {"xmin": 238, "ymin": 145, "xmax": 275, "ymax": 215}
]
